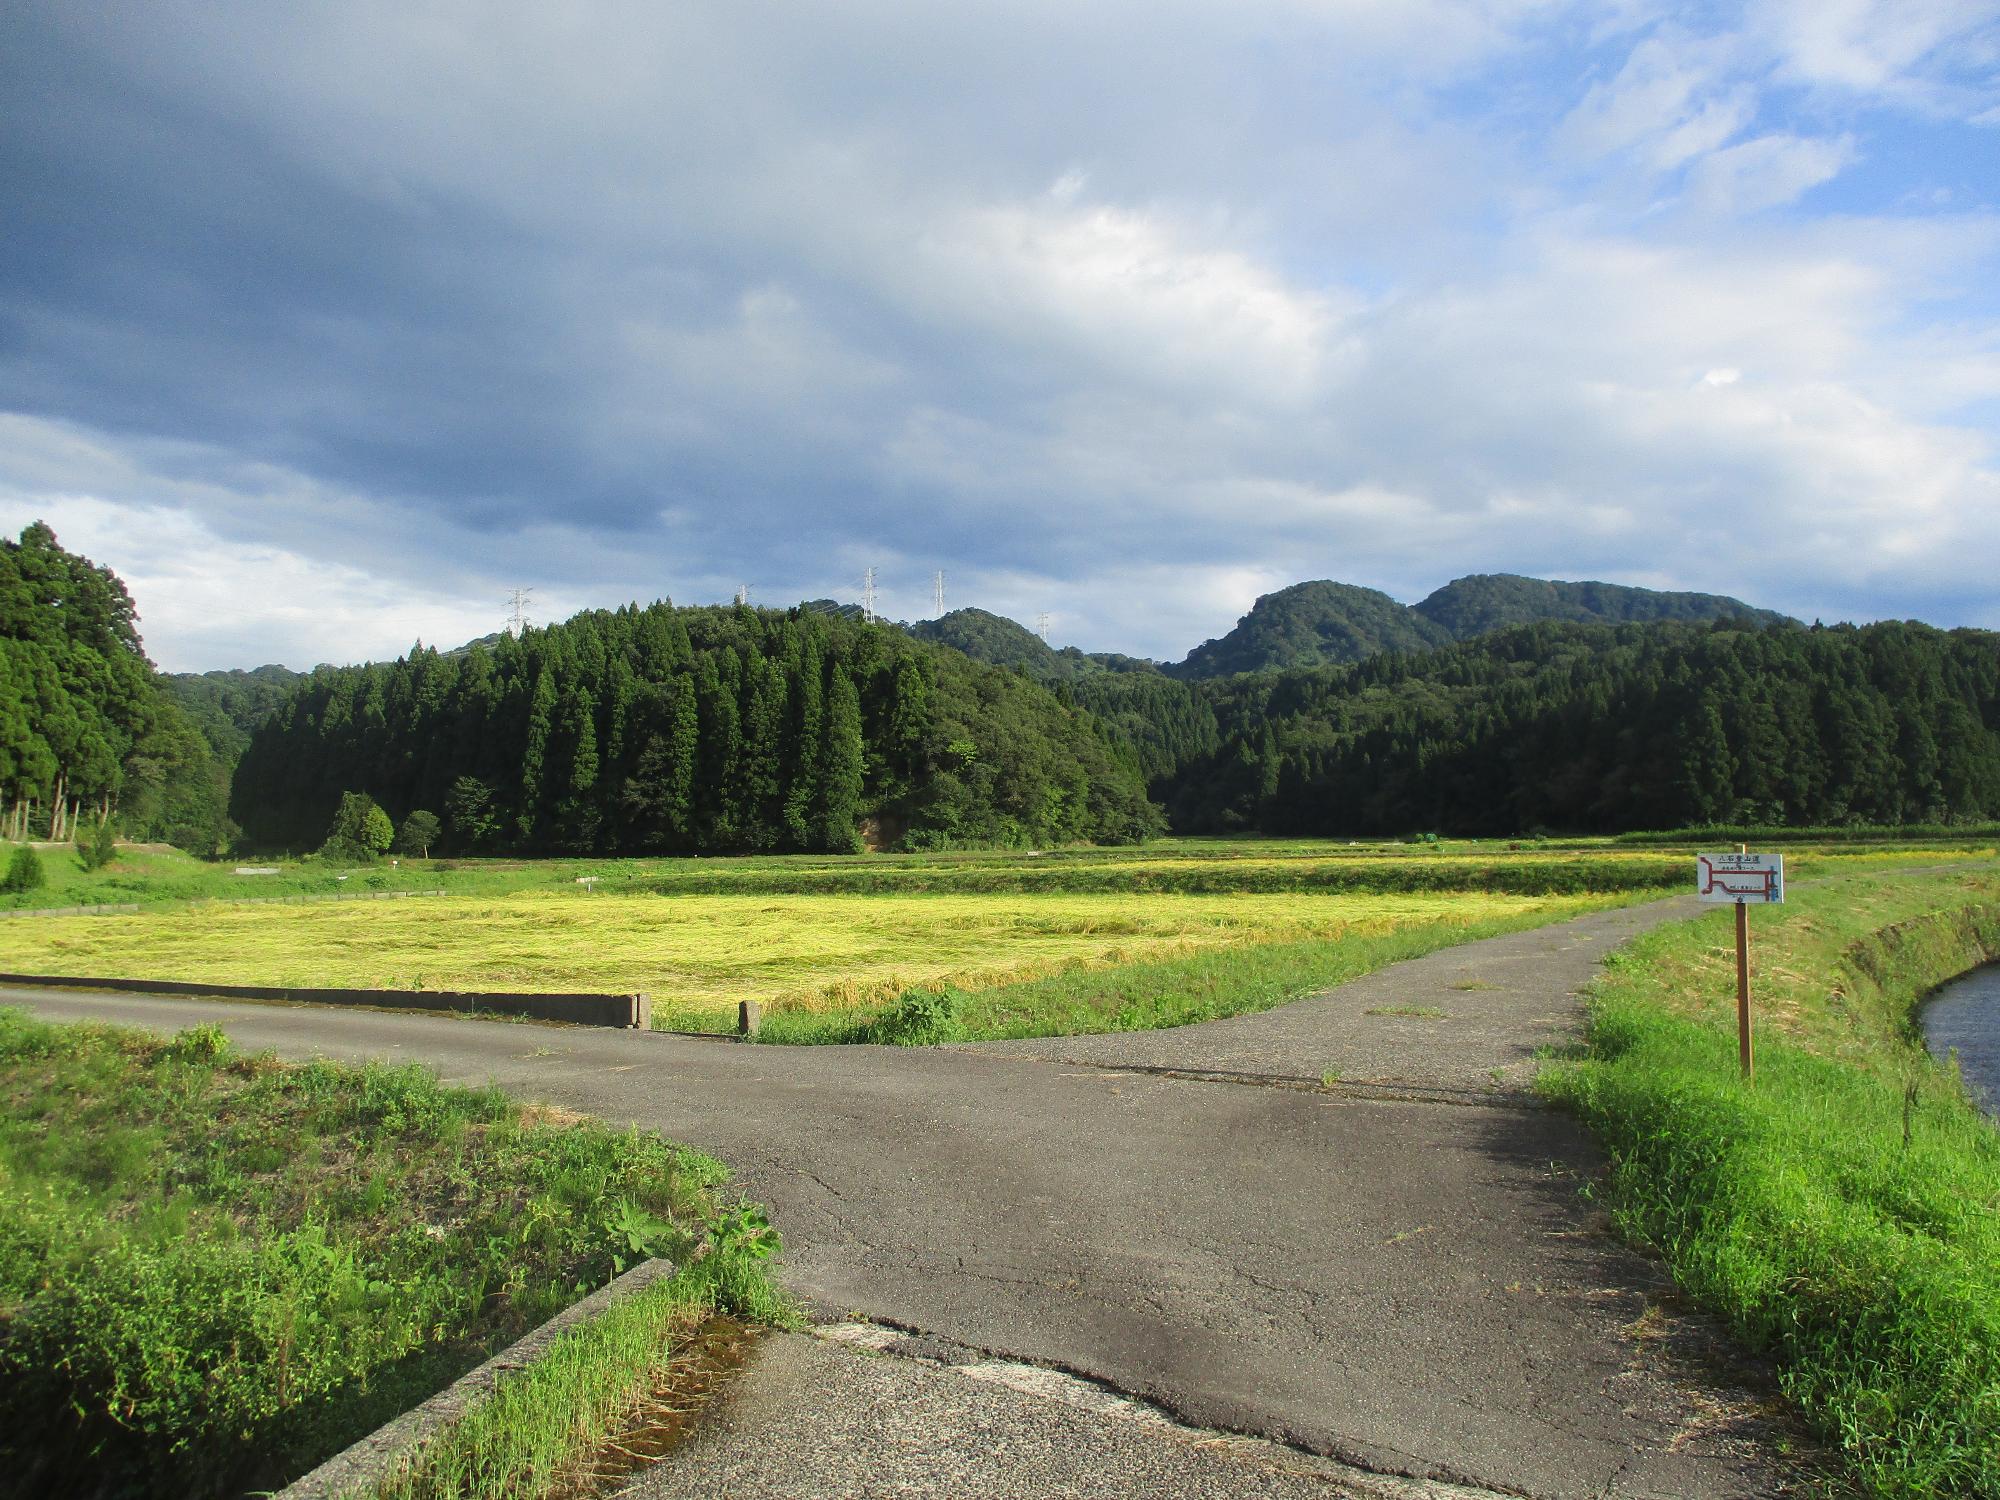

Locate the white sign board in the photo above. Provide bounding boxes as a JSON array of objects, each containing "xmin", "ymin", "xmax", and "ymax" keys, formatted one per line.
[{"xmin": 1696, "ymin": 852, "xmax": 1784, "ymax": 904}]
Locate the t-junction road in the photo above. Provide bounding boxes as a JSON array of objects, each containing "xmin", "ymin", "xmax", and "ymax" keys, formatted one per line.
[{"xmin": 8, "ymin": 898, "xmax": 1825, "ymax": 1498}]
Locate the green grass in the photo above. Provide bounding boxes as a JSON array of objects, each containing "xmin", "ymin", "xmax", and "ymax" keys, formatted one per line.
[
  {"xmin": 0, "ymin": 1010, "xmax": 784, "ymax": 1498},
  {"xmin": 371, "ymin": 1233, "xmax": 788, "ymax": 1500},
  {"xmin": 753, "ymin": 898, "xmax": 1618, "ymax": 1043},
  {"xmin": 1539, "ymin": 868, "xmax": 2000, "ymax": 1497}
]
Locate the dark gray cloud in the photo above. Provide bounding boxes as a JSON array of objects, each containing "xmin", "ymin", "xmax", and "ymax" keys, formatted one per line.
[{"xmin": 2, "ymin": 1, "xmax": 1997, "ymax": 669}]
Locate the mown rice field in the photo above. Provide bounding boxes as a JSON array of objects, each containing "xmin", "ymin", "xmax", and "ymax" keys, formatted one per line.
[{"xmin": 0, "ymin": 887, "xmax": 1619, "ymax": 1033}]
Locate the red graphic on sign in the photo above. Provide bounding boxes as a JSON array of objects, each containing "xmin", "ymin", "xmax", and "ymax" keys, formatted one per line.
[{"xmin": 1698, "ymin": 856, "xmax": 1777, "ymax": 899}]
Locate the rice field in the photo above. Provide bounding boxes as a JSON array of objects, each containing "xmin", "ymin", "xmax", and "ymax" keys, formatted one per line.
[{"xmin": 0, "ymin": 887, "xmax": 1617, "ymax": 1032}]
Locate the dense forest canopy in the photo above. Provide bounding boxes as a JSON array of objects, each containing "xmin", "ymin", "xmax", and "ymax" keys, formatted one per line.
[
  {"xmin": 10, "ymin": 528, "xmax": 1992, "ymax": 855},
  {"xmin": 230, "ymin": 602, "xmax": 1162, "ymax": 854},
  {"xmin": 906, "ymin": 608, "xmax": 1161, "ymax": 683},
  {"xmin": 164, "ymin": 665, "xmax": 302, "ymax": 767},
  {"xmin": 1150, "ymin": 619, "xmax": 2000, "ymax": 836},
  {"xmin": 1172, "ymin": 581, "xmax": 1453, "ymax": 679},
  {"xmin": 0, "ymin": 523, "xmax": 228, "ymax": 850},
  {"xmin": 1412, "ymin": 573, "xmax": 1790, "ymax": 639}
]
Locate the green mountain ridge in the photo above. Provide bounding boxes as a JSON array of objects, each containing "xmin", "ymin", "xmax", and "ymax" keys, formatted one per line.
[
  {"xmin": 1414, "ymin": 573, "xmax": 1791, "ymax": 640},
  {"xmin": 905, "ymin": 607, "xmax": 1161, "ymax": 683},
  {"xmin": 897, "ymin": 573, "xmax": 1791, "ymax": 684},
  {"xmin": 1171, "ymin": 581, "xmax": 1452, "ymax": 679}
]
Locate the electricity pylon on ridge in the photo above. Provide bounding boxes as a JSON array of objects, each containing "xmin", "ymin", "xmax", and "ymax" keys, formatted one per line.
[
  {"xmin": 507, "ymin": 588, "xmax": 534, "ymax": 637},
  {"xmin": 932, "ymin": 570, "xmax": 946, "ymax": 618}
]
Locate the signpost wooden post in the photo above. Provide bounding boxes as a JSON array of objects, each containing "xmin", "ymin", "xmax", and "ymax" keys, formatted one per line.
[{"xmin": 1696, "ymin": 849, "xmax": 1784, "ymax": 1081}]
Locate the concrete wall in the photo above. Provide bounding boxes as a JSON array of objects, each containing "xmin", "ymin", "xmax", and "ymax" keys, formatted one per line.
[{"xmin": 0, "ymin": 972, "xmax": 651, "ymax": 1028}]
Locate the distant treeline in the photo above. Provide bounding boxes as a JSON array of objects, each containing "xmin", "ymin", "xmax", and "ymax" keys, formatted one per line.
[
  {"xmin": 15, "ymin": 518, "xmax": 1999, "ymax": 856},
  {"xmin": 1102, "ymin": 620, "xmax": 2000, "ymax": 836},
  {"xmin": 231, "ymin": 603, "xmax": 1161, "ymax": 854},
  {"xmin": 0, "ymin": 523, "xmax": 227, "ymax": 849}
]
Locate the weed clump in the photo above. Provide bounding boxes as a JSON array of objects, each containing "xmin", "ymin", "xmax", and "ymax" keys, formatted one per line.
[{"xmin": 870, "ymin": 986, "xmax": 964, "ymax": 1046}]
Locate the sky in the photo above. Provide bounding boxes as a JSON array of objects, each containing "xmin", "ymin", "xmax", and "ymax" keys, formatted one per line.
[{"xmin": 2, "ymin": 1, "xmax": 1998, "ymax": 672}]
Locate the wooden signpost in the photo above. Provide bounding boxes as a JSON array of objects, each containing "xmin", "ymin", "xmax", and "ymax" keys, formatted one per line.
[{"xmin": 1697, "ymin": 849, "xmax": 1784, "ymax": 1080}]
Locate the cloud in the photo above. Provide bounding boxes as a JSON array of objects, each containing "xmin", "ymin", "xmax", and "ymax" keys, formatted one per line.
[
  {"xmin": 0, "ymin": 0, "xmax": 1996, "ymax": 672},
  {"xmin": 1750, "ymin": 0, "xmax": 2000, "ymax": 108},
  {"xmin": 1685, "ymin": 131, "xmax": 1856, "ymax": 214}
]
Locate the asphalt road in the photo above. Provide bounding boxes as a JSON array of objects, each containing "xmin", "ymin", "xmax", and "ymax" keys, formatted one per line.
[{"xmin": 5, "ymin": 896, "xmax": 1820, "ymax": 1498}]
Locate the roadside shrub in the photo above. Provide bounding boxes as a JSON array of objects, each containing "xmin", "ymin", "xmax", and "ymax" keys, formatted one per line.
[
  {"xmin": 870, "ymin": 986, "xmax": 964, "ymax": 1046},
  {"xmin": 162, "ymin": 1022, "xmax": 231, "ymax": 1064},
  {"xmin": 1, "ymin": 845, "xmax": 46, "ymax": 894}
]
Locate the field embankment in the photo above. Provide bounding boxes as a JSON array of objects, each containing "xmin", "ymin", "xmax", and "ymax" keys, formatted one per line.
[
  {"xmin": 0, "ymin": 1010, "xmax": 785, "ymax": 1499},
  {"xmin": 10, "ymin": 835, "xmax": 1992, "ymax": 919},
  {"xmin": 1540, "ymin": 867, "xmax": 2000, "ymax": 1497}
]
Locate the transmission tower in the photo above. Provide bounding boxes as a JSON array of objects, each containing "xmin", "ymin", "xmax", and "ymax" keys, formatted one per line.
[
  {"xmin": 932, "ymin": 570, "xmax": 946, "ymax": 618},
  {"xmin": 506, "ymin": 587, "xmax": 534, "ymax": 637},
  {"xmin": 1036, "ymin": 612, "xmax": 1050, "ymax": 643},
  {"xmin": 862, "ymin": 567, "xmax": 877, "ymax": 624},
  {"xmin": 734, "ymin": 584, "xmax": 750, "ymax": 607}
]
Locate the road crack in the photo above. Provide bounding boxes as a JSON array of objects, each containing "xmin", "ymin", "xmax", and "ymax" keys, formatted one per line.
[{"xmin": 810, "ymin": 1316, "xmax": 1573, "ymax": 1499}]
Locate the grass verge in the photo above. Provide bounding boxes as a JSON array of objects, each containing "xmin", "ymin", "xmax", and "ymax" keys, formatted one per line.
[
  {"xmin": 371, "ymin": 1243, "xmax": 788, "ymax": 1500},
  {"xmin": 0, "ymin": 1010, "xmax": 785, "ymax": 1499},
  {"xmin": 757, "ymin": 894, "xmax": 1632, "ymax": 1043},
  {"xmin": 1538, "ymin": 868, "xmax": 2000, "ymax": 1497}
]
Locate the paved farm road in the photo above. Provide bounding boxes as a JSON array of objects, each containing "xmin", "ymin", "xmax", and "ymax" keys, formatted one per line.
[{"xmin": 5, "ymin": 898, "xmax": 1821, "ymax": 1498}]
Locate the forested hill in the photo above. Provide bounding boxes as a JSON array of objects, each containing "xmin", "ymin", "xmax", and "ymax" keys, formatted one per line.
[
  {"xmin": 1171, "ymin": 582, "xmax": 1451, "ymax": 679},
  {"xmin": 230, "ymin": 603, "xmax": 1162, "ymax": 854},
  {"xmin": 909, "ymin": 575, "xmax": 1789, "ymax": 686},
  {"xmin": 1413, "ymin": 574, "xmax": 1790, "ymax": 639},
  {"xmin": 1155, "ymin": 619, "xmax": 2000, "ymax": 836},
  {"xmin": 1168, "ymin": 574, "xmax": 1787, "ymax": 680},
  {"xmin": 1, "ymin": 522, "xmax": 227, "ymax": 849},
  {"xmin": 164, "ymin": 665, "xmax": 303, "ymax": 767},
  {"xmin": 906, "ymin": 608, "xmax": 1162, "ymax": 683}
]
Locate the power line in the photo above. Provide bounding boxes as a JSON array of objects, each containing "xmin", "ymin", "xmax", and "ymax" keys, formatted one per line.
[
  {"xmin": 862, "ymin": 567, "xmax": 877, "ymax": 624},
  {"xmin": 506, "ymin": 587, "xmax": 534, "ymax": 636},
  {"xmin": 1036, "ymin": 612, "xmax": 1050, "ymax": 643},
  {"xmin": 734, "ymin": 584, "xmax": 750, "ymax": 606},
  {"xmin": 932, "ymin": 570, "xmax": 946, "ymax": 618}
]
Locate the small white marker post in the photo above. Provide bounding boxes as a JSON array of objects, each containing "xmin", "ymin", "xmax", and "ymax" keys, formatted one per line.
[{"xmin": 1696, "ymin": 848, "xmax": 1785, "ymax": 1081}]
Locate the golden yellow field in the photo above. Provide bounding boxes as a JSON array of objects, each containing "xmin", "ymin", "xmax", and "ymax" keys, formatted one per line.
[{"xmin": 0, "ymin": 888, "xmax": 1611, "ymax": 1029}]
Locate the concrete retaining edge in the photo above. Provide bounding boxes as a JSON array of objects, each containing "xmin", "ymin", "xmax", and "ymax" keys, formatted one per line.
[
  {"xmin": 277, "ymin": 1255, "xmax": 684, "ymax": 1500},
  {"xmin": 0, "ymin": 972, "xmax": 651, "ymax": 1029}
]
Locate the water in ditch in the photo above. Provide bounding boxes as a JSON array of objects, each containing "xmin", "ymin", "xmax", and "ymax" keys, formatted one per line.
[{"xmin": 1920, "ymin": 961, "xmax": 2000, "ymax": 1120}]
